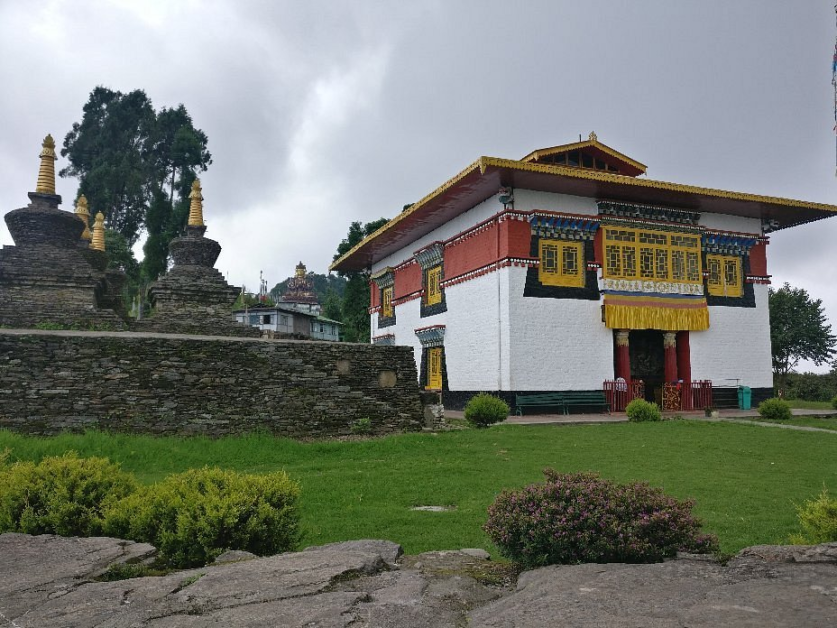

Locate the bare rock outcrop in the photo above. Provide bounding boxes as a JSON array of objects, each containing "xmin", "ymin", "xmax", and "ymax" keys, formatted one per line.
[{"xmin": 1, "ymin": 533, "xmax": 835, "ymax": 627}]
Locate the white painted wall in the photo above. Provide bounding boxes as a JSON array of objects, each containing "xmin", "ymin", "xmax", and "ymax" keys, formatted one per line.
[
  {"xmin": 690, "ymin": 284, "xmax": 773, "ymax": 388},
  {"xmin": 373, "ymin": 271, "xmax": 505, "ymax": 390},
  {"xmin": 699, "ymin": 212, "xmax": 761, "ymax": 234},
  {"xmin": 505, "ymin": 266, "xmax": 614, "ymax": 390},
  {"xmin": 512, "ymin": 190, "xmax": 598, "ymax": 216}
]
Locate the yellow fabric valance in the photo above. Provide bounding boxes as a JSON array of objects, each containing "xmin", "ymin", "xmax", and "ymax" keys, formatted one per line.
[{"xmin": 603, "ymin": 294, "xmax": 709, "ymax": 331}]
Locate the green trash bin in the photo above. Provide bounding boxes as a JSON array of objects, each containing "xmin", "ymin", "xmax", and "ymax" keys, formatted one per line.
[{"xmin": 738, "ymin": 386, "xmax": 752, "ymax": 410}]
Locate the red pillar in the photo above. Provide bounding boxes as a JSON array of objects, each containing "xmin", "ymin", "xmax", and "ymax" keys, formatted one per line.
[
  {"xmin": 663, "ymin": 332, "xmax": 678, "ymax": 383},
  {"xmin": 615, "ymin": 330, "xmax": 631, "ymax": 381},
  {"xmin": 676, "ymin": 331, "xmax": 692, "ymax": 410}
]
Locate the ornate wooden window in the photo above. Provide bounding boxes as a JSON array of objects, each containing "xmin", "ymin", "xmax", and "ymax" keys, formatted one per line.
[
  {"xmin": 603, "ymin": 226, "xmax": 701, "ymax": 284},
  {"xmin": 425, "ymin": 266, "xmax": 442, "ymax": 305},
  {"xmin": 706, "ymin": 254, "xmax": 742, "ymax": 298},
  {"xmin": 538, "ymin": 239, "xmax": 584, "ymax": 287},
  {"xmin": 381, "ymin": 286, "xmax": 394, "ymax": 318},
  {"xmin": 427, "ymin": 347, "xmax": 442, "ymax": 390}
]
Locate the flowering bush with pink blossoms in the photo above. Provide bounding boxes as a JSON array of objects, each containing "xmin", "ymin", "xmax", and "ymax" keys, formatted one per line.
[{"xmin": 484, "ymin": 469, "xmax": 718, "ymax": 567}]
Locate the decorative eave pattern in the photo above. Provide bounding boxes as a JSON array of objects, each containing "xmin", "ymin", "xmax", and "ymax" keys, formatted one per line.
[
  {"xmin": 372, "ymin": 334, "xmax": 395, "ymax": 346},
  {"xmin": 530, "ymin": 213, "xmax": 598, "ymax": 240},
  {"xmin": 415, "ymin": 325, "xmax": 445, "ymax": 348},
  {"xmin": 598, "ymin": 201, "xmax": 701, "ymax": 226},
  {"xmin": 702, "ymin": 232, "xmax": 759, "ymax": 255},
  {"xmin": 414, "ymin": 242, "xmax": 445, "ymax": 270},
  {"xmin": 370, "ymin": 267, "xmax": 395, "ymax": 289}
]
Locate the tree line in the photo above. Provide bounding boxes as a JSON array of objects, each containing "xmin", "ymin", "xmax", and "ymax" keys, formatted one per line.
[{"xmin": 60, "ymin": 86, "xmax": 211, "ymax": 295}]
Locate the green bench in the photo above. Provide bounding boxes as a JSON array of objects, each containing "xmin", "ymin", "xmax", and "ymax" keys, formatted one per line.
[{"xmin": 515, "ymin": 391, "xmax": 610, "ymax": 416}]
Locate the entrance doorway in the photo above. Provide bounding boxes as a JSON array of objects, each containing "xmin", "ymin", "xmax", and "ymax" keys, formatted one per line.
[{"xmin": 629, "ymin": 330, "xmax": 664, "ymax": 402}]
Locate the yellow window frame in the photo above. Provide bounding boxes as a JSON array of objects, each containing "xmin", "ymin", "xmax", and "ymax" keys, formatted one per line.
[
  {"xmin": 381, "ymin": 286, "xmax": 393, "ymax": 318},
  {"xmin": 706, "ymin": 254, "xmax": 742, "ymax": 298},
  {"xmin": 425, "ymin": 266, "xmax": 442, "ymax": 305},
  {"xmin": 538, "ymin": 239, "xmax": 585, "ymax": 288},
  {"xmin": 603, "ymin": 226, "xmax": 701, "ymax": 285},
  {"xmin": 427, "ymin": 347, "xmax": 442, "ymax": 390}
]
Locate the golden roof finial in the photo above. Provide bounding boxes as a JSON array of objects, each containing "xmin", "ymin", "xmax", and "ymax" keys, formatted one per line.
[
  {"xmin": 187, "ymin": 179, "xmax": 204, "ymax": 227},
  {"xmin": 588, "ymin": 131, "xmax": 598, "ymax": 142},
  {"xmin": 90, "ymin": 212, "xmax": 106, "ymax": 251},
  {"xmin": 75, "ymin": 195, "xmax": 92, "ymax": 241},
  {"xmin": 35, "ymin": 134, "xmax": 57, "ymax": 194}
]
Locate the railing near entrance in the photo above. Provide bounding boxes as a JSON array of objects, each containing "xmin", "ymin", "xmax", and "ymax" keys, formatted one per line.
[
  {"xmin": 690, "ymin": 380, "xmax": 713, "ymax": 410},
  {"xmin": 662, "ymin": 380, "xmax": 713, "ymax": 411},
  {"xmin": 606, "ymin": 380, "xmax": 713, "ymax": 412},
  {"xmin": 603, "ymin": 380, "xmax": 645, "ymax": 412}
]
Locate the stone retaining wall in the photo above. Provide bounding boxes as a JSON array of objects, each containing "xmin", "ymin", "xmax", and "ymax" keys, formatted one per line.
[{"xmin": 0, "ymin": 330, "xmax": 423, "ymax": 437}]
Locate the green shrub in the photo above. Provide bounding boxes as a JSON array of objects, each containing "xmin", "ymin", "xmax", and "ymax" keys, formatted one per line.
[
  {"xmin": 0, "ymin": 453, "xmax": 137, "ymax": 536},
  {"xmin": 103, "ymin": 467, "xmax": 301, "ymax": 568},
  {"xmin": 484, "ymin": 469, "xmax": 718, "ymax": 567},
  {"xmin": 831, "ymin": 395, "xmax": 837, "ymax": 410},
  {"xmin": 789, "ymin": 488, "xmax": 837, "ymax": 545},
  {"xmin": 758, "ymin": 398, "xmax": 792, "ymax": 421},
  {"xmin": 778, "ymin": 371, "xmax": 837, "ymax": 402},
  {"xmin": 464, "ymin": 393, "xmax": 510, "ymax": 427},
  {"xmin": 625, "ymin": 398, "xmax": 662, "ymax": 422}
]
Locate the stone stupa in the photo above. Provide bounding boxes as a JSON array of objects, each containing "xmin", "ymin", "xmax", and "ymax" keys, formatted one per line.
[
  {"xmin": 140, "ymin": 179, "xmax": 259, "ymax": 337},
  {"xmin": 0, "ymin": 135, "xmax": 127, "ymax": 329}
]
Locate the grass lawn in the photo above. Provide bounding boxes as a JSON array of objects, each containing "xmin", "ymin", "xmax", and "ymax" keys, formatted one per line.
[
  {"xmin": 785, "ymin": 399, "xmax": 833, "ymax": 410},
  {"xmin": 1, "ymin": 420, "xmax": 835, "ymax": 556},
  {"xmin": 751, "ymin": 416, "xmax": 837, "ymax": 431}
]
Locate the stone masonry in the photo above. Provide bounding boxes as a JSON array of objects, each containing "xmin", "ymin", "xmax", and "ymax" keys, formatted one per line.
[{"xmin": 0, "ymin": 330, "xmax": 424, "ymax": 437}]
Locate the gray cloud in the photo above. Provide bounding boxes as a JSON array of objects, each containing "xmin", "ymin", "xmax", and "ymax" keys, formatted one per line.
[{"xmin": 2, "ymin": 0, "xmax": 836, "ymax": 368}]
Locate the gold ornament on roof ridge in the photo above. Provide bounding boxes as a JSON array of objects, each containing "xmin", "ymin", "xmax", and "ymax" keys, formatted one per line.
[
  {"xmin": 588, "ymin": 131, "xmax": 598, "ymax": 142},
  {"xmin": 90, "ymin": 212, "xmax": 106, "ymax": 251},
  {"xmin": 187, "ymin": 179, "xmax": 204, "ymax": 227},
  {"xmin": 75, "ymin": 195, "xmax": 92, "ymax": 241},
  {"xmin": 35, "ymin": 134, "xmax": 57, "ymax": 194}
]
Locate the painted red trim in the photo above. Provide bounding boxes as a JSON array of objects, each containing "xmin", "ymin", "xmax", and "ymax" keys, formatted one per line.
[{"xmin": 748, "ymin": 241, "xmax": 768, "ymax": 276}]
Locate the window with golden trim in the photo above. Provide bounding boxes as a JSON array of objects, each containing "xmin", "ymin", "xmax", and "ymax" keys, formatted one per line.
[
  {"xmin": 427, "ymin": 347, "xmax": 442, "ymax": 390},
  {"xmin": 706, "ymin": 254, "xmax": 742, "ymax": 297},
  {"xmin": 539, "ymin": 239, "xmax": 585, "ymax": 288},
  {"xmin": 381, "ymin": 286, "xmax": 393, "ymax": 318},
  {"xmin": 425, "ymin": 266, "xmax": 442, "ymax": 305},
  {"xmin": 603, "ymin": 226, "xmax": 701, "ymax": 284}
]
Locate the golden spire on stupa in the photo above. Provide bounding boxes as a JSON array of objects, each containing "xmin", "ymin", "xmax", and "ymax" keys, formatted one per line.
[
  {"xmin": 35, "ymin": 134, "xmax": 57, "ymax": 194},
  {"xmin": 90, "ymin": 212, "xmax": 106, "ymax": 251},
  {"xmin": 75, "ymin": 195, "xmax": 92, "ymax": 241},
  {"xmin": 187, "ymin": 179, "xmax": 204, "ymax": 227}
]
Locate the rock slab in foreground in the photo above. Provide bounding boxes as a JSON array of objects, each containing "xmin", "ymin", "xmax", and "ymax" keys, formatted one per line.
[
  {"xmin": 470, "ymin": 544, "xmax": 837, "ymax": 628},
  {"xmin": 1, "ymin": 533, "xmax": 835, "ymax": 627}
]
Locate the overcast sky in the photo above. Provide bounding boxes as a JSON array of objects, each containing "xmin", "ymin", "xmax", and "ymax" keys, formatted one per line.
[{"xmin": 1, "ymin": 1, "xmax": 835, "ymax": 369}]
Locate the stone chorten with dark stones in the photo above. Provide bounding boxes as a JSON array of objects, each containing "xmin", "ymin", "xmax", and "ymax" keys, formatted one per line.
[
  {"xmin": 140, "ymin": 180, "xmax": 259, "ymax": 337},
  {"xmin": 0, "ymin": 135, "xmax": 127, "ymax": 329}
]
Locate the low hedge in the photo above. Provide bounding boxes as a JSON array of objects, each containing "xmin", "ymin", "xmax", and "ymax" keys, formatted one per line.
[
  {"xmin": 0, "ymin": 453, "xmax": 136, "ymax": 536},
  {"xmin": 484, "ymin": 469, "xmax": 718, "ymax": 567},
  {"xmin": 103, "ymin": 467, "xmax": 300, "ymax": 568},
  {"xmin": 0, "ymin": 453, "xmax": 301, "ymax": 569}
]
